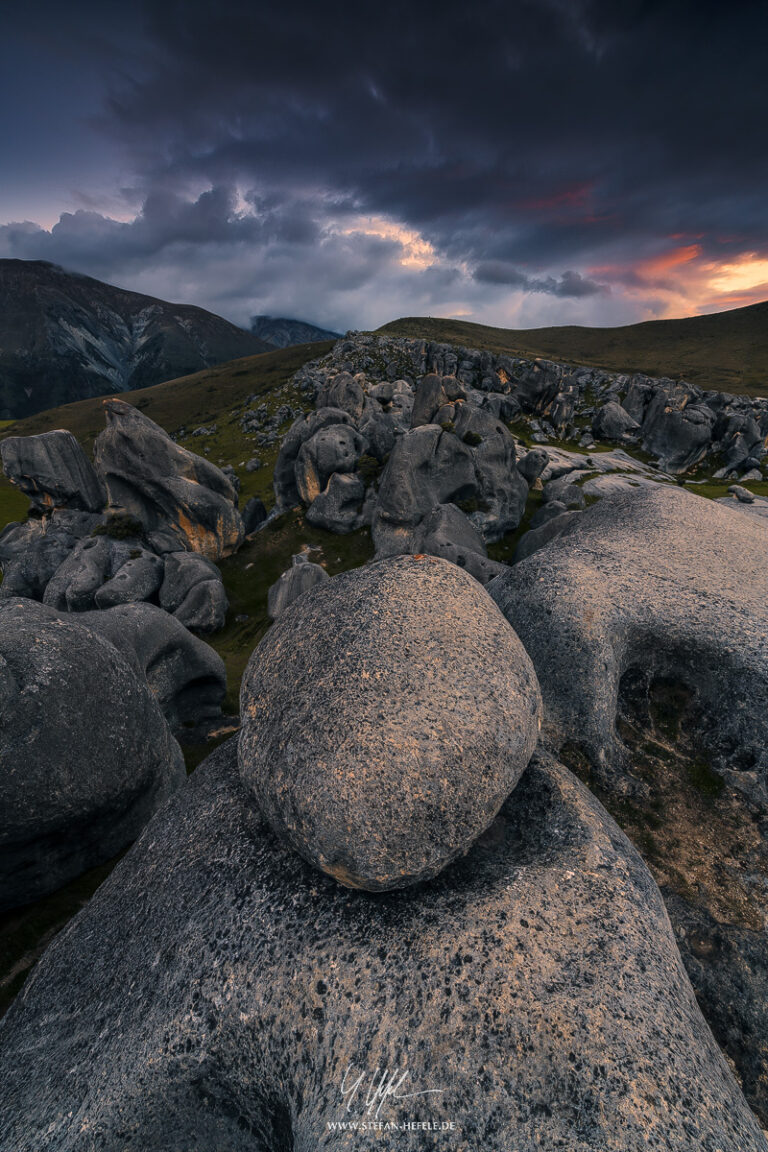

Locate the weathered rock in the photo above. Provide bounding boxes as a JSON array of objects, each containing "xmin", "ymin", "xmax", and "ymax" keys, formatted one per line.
[
  {"xmin": 516, "ymin": 446, "xmax": 549, "ymax": 484},
  {"xmin": 640, "ymin": 387, "xmax": 715, "ymax": 472},
  {"xmin": 489, "ymin": 485, "xmax": 768, "ymax": 804},
  {"xmin": 42, "ymin": 534, "xmax": 143, "ymax": 612},
  {"xmin": 240, "ymin": 556, "xmax": 541, "ymax": 890},
  {"xmin": 0, "ymin": 598, "xmax": 184, "ymax": 911},
  {"xmin": 69, "ymin": 602, "xmax": 226, "ymax": 729},
  {"xmin": 0, "ymin": 429, "xmax": 105, "ymax": 513},
  {"xmin": 452, "ymin": 405, "xmax": 527, "ymax": 538},
  {"xmin": 244, "ymin": 456, "xmax": 261, "ymax": 472},
  {"xmin": 93, "ymin": 551, "xmax": 164, "ymax": 608},
  {"xmin": 295, "ymin": 424, "xmax": 365, "ymax": 505},
  {"xmin": 273, "ymin": 407, "xmax": 354, "ymax": 509},
  {"xmin": 316, "ymin": 371, "xmax": 366, "ymax": 420},
  {"xmin": 728, "ymin": 483, "xmax": 755, "ymax": 503},
  {"xmin": 305, "ymin": 471, "xmax": 366, "ymax": 533},
  {"xmin": 529, "ymin": 498, "xmax": 568, "ymax": 528},
  {"xmin": 514, "ymin": 510, "xmax": 581, "ymax": 563},
  {"xmin": 172, "ymin": 578, "xmax": 228, "ymax": 633},
  {"xmin": 93, "ymin": 399, "xmax": 243, "ymax": 559},
  {"xmin": 419, "ymin": 502, "xmax": 505, "ymax": 584},
  {"xmin": 410, "ymin": 373, "xmax": 464, "ymax": 427},
  {"xmin": 0, "ymin": 738, "xmax": 762, "ymax": 1150},
  {"xmin": 159, "ymin": 551, "xmax": 228, "ymax": 632},
  {"xmin": 592, "ymin": 400, "xmax": 640, "ymax": 441},
  {"xmin": 241, "ymin": 495, "xmax": 267, "ymax": 534},
  {"xmin": 267, "ymin": 554, "xmax": 329, "ymax": 619},
  {"xmin": 0, "ymin": 510, "xmax": 102, "ymax": 600}
]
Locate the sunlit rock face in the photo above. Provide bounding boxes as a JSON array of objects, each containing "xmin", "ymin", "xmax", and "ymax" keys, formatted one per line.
[{"xmin": 94, "ymin": 398, "xmax": 244, "ymax": 559}]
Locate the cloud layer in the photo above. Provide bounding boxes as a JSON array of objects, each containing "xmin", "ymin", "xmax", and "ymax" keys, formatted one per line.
[{"xmin": 2, "ymin": 0, "xmax": 767, "ymax": 329}]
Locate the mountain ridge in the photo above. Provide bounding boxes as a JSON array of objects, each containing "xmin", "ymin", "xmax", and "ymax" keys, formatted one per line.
[{"xmin": 0, "ymin": 260, "xmax": 271, "ymax": 419}]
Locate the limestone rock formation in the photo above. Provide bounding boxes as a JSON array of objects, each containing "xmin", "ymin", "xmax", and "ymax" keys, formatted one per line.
[
  {"xmin": 0, "ymin": 429, "xmax": 105, "ymax": 512},
  {"xmin": 0, "ymin": 598, "xmax": 184, "ymax": 911},
  {"xmin": 0, "ymin": 510, "xmax": 102, "ymax": 600},
  {"xmin": 0, "ymin": 739, "xmax": 763, "ymax": 1150},
  {"xmin": 240, "ymin": 555, "xmax": 541, "ymax": 890},
  {"xmin": 94, "ymin": 398, "xmax": 243, "ymax": 559}
]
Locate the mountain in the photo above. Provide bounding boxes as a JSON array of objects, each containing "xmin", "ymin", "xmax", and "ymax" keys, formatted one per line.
[
  {"xmin": 380, "ymin": 300, "xmax": 768, "ymax": 396},
  {"xmin": 250, "ymin": 315, "xmax": 342, "ymax": 348},
  {"xmin": 0, "ymin": 260, "xmax": 272, "ymax": 419}
]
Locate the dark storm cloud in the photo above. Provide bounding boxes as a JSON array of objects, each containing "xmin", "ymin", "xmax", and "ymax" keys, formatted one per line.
[{"xmin": 3, "ymin": 0, "xmax": 768, "ymax": 325}]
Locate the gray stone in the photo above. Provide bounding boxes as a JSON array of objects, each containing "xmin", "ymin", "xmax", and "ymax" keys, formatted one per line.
[
  {"xmin": 295, "ymin": 424, "xmax": 365, "ymax": 505},
  {"xmin": 70, "ymin": 602, "xmax": 226, "ymax": 729},
  {"xmin": 159, "ymin": 551, "xmax": 223, "ymax": 613},
  {"xmin": 592, "ymin": 400, "xmax": 640, "ymax": 441},
  {"xmin": 267, "ymin": 554, "xmax": 329, "ymax": 619},
  {"xmin": 0, "ymin": 429, "xmax": 105, "ymax": 513},
  {"xmin": 516, "ymin": 447, "xmax": 549, "ymax": 484},
  {"xmin": 241, "ymin": 495, "xmax": 267, "ymax": 534},
  {"xmin": 0, "ymin": 510, "xmax": 102, "ymax": 600},
  {"xmin": 93, "ymin": 552, "xmax": 165, "ymax": 608},
  {"xmin": 244, "ymin": 456, "xmax": 262, "ymax": 472},
  {"xmin": 305, "ymin": 472, "xmax": 366, "ymax": 533},
  {"xmin": 0, "ymin": 738, "xmax": 762, "ymax": 1149},
  {"xmin": 489, "ymin": 486, "xmax": 768, "ymax": 806},
  {"xmin": 529, "ymin": 498, "xmax": 568, "ymax": 528},
  {"xmin": 728, "ymin": 484, "xmax": 755, "ymax": 503},
  {"xmin": 419, "ymin": 503, "xmax": 505, "ymax": 584},
  {"xmin": 514, "ymin": 510, "xmax": 582, "ymax": 563},
  {"xmin": 316, "ymin": 371, "xmax": 366, "ymax": 420},
  {"xmin": 0, "ymin": 598, "xmax": 184, "ymax": 912},
  {"xmin": 640, "ymin": 387, "xmax": 715, "ymax": 472},
  {"xmin": 240, "ymin": 555, "xmax": 541, "ymax": 890},
  {"xmin": 172, "ymin": 578, "xmax": 228, "ymax": 633},
  {"xmin": 273, "ymin": 407, "xmax": 354, "ymax": 509},
  {"xmin": 42, "ymin": 534, "xmax": 142, "ymax": 612},
  {"xmin": 93, "ymin": 399, "xmax": 243, "ymax": 559}
]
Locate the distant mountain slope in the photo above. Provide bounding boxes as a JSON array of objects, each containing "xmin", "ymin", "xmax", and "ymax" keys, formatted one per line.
[
  {"xmin": 250, "ymin": 315, "xmax": 341, "ymax": 348},
  {"xmin": 0, "ymin": 260, "xmax": 272, "ymax": 419},
  {"xmin": 380, "ymin": 302, "xmax": 768, "ymax": 396}
]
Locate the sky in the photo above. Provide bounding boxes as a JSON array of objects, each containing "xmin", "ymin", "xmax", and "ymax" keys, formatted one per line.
[{"xmin": 1, "ymin": 0, "xmax": 767, "ymax": 333}]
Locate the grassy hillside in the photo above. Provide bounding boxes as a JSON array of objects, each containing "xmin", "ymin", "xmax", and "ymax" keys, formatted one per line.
[{"xmin": 380, "ymin": 301, "xmax": 768, "ymax": 396}]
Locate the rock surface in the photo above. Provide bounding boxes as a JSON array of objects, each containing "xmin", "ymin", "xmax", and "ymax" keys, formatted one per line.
[
  {"xmin": 0, "ymin": 429, "xmax": 105, "ymax": 512},
  {"xmin": 267, "ymin": 553, "xmax": 329, "ymax": 619},
  {"xmin": 240, "ymin": 555, "xmax": 541, "ymax": 890},
  {"xmin": 0, "ymin": 598, "xmax": 184, "ymax": 911},
  {"xmin": 94, "ymin": 399, "xmax": 243, "ymax": 559},
  {"xmin": 0, "ymin": 738, "xmax": 763, "ymax": 1150}
]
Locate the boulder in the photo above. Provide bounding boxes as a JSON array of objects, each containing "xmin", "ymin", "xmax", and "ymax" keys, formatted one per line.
[
  {"xmin": 452, "ymin": 405, "xmax": 527, "ymax": 539},
  {"xmin": 516, "ymin": 446, "xmax": 549, "ymax": 484},
  {"xmin": 316, "ymin": 371, "xmax": 366, "ymax": 420},
  {"xmin": 0, "ymin": 739, "xmax": 762, "ymax": 1151},
  {"xmin": 70, "ymin": 601, "xmax": 226, "ymax": 729},
  {"xmin": 514, "ymin": 510, "xmax": 581, "ymax": 563},
  {"xmin": 295, "ymin": 424, "xmax": 365, "ymax": 505},
  {"xmin": 0, "ymin": 510, "xmax": 102, "ymax": 600},
  {"xmin": 273, "ymin": 407, "xmax": 354, "ymax": 509},
  {"xmin": 159, "ymin": 551, "xmax": 228, "ymax": 633},
  {"xmin": 267, "ymin": 554, "xmax": 329, "ymax": 619},
  {"xmin": 488, "ymin": 485, "xmax": 768, "ymax": 805},
  {"xmin": 93, "ymin": 399, "xmax": 243, "ymax": 559},
  {"xmin": 419, "ymin": 502, "xmax": 505, "ymax": 584},
  {"xmin": 592, "ymin": 401, "xmax": 640, "ymax": 441},
  {"xmin": 240, "ymin": 556, "xmax": 541, "ymax": 890},
  {"xmin": 42, "ymin": 534, "xmax": 143, "ymax": 612},
  {"xmin": 640, "ymin": 387, "xmax": 715, "ymax": 472},
  {"xmin": 0, "ymin": 429, "xmax": 105, "ymax": 513},
  {"xmin": 305, "ymin": 471, "xmax": 367, "ymax": 533},
  {"xmin": 0, "ymin": 598, "xmax": 184, "ymax": 911},
  {"xmin": 93, "ymin": 551, "xmax": 165, "ymax": 608},
  {"xmin": 241, "ymin": 495, "xmax": 267, "ymax": 534}
]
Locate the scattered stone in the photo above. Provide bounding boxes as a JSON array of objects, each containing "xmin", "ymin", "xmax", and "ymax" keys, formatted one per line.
[
  {"xmin": 241, "ymin": 495, "xmax": 267, "ymax": 534},
  {"xmin": 729, "ymin": 484, "xmax": 755, "ymax": 503},
  {"xmin": 244, "ymin": 456, "xmax": 261, "ymax": 472},
  {"xmin": 241, "ymin": 555, "xmax": 541, "ymax": 889}
]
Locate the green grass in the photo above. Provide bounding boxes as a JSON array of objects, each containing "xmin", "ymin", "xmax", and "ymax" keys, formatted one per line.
[{"xmin": 379, "ymin": 302, "xmax": 768, "ymax": 396}]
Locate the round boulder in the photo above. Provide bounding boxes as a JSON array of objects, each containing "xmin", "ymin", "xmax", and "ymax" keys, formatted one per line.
[{"xmin": 239, "ymin": 554, "xmax": 541, "ymax": 890}]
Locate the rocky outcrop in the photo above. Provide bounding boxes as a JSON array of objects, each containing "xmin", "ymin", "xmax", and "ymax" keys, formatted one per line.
[
  {"xmin": 0, "ymin": 429, "xmax": 105, "ymax": 512},
  {"xmin": 0, "ymin": 598, "xmax": 185, "ymax": 911},
  {"xmin": 0, "ymin": 737, "xmax": 763, "ymax": 1150},
  {"xmin": 242, "ymin": 556, "xmax": 541, "ymax": 889},
  {"xmin": 489, "ymin": 484, "xmax": 768, "ymax": 1118},
  {"xmin": 0, "ymin": 510, "xmax": 102, "ymax": 599},
  {"xmin": 158, "ymin": 551, "xmax": 229, "ymax": 633},
  {"xmin": 94, "ymin": 399, "xmax": 243, "ymax": 559}
]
